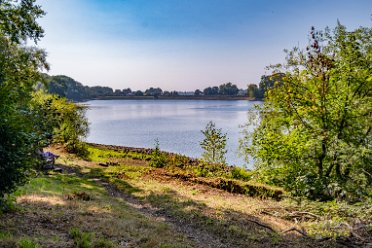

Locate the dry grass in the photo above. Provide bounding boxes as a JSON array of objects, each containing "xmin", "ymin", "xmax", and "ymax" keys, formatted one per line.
[
  {"xmin": 4, "ymin": 144, "xmax": 362, "ymax": 247},
  {"xmin": 0, "ymin": 173, "xmax": 194, "ymax": 248}
]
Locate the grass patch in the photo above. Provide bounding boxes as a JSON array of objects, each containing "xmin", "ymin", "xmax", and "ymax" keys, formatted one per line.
[
  {"xmin": 18, "ymin": 239, "xmax": 41, "ymax": 248},
  {"xmin": 86, "ymin": 145, "xmax": 152, "ymax": 162},
  {"xmin": 41, "ymin": 144, "xmax": 371, "ymax": 246},
  {"xmin": 0, "ymin": 172, "xmax": 194, "ymax": 248}
]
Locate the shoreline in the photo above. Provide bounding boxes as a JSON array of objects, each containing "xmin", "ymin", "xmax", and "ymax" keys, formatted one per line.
[{"xmin": 90, "ymin": 95, "xmax": 257, "ymax": 101}]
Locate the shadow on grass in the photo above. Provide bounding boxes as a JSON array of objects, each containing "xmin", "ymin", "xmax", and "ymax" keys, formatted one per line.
[
  {"xmin": 0, "ymin": 172, "xmax": 193, "ymax": 248},
  {"xmin": 115, "ymin": 180, "xmax": 335, "ymax": 248},
  {"xmin": 46, "ymin": 163, "xmax": 335, "ymax": 247}
]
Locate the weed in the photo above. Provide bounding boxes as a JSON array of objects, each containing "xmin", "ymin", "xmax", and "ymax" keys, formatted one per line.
[
  {"xmin": 95, "ymin": 238, "xmax": 114, "ymax": 248},
  {"xmin": 18, "ymin": 239, "xmax": 41, "ymax": 248},
  {"xmin": 0, "ymin": 195, "xmax": 17, "ymax": 214},
  {"xmin": 0, "ymin": 231, "xmax": 12, "ymax": 240},
  {"xmin": 230, "ymin": 167, "xmax": 253, "ymax": 181},
  {"xmin": 69, "ymin": 227, "xmax": 93, "ymax": 248}
]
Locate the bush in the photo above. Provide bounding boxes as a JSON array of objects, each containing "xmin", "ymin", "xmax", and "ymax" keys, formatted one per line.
[
  {"xmin": 30, "ymin": 91, "xmax": 89, "ymax": 156},
  {"xmin": 18, "ymin": 239, "xmax": 41, "ymax": 248},
  {"xmin": 230, "ymin": 167, "xmax": 253, "ymax": 181},
  {"xmin": 69, "ymin": 228, "xmax": 92, "ymax": 248},
  {"xmin": 200, "ymin": 121, "xmax": 227, "ymax": 164},
  {"xmin": 149, "ymin": 140, "xmax": 167, "ymax": 168},
  {"xmin": 193, "ymin": 162, "xmax": 228, "ymax": 177},
  {"xmin": 241, "ymin": 23, "xmax": 372, "ymax": 200}
]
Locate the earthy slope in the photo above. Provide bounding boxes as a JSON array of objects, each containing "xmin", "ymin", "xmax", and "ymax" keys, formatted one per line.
[{"xmin": 1, "ymin": 144, "xmax": 370, "ymax": 247}]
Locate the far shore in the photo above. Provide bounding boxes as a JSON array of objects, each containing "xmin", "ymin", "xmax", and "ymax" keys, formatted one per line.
[{"xmin": 90, "ymin": 95, "xmax": 256, "ymax": 101}]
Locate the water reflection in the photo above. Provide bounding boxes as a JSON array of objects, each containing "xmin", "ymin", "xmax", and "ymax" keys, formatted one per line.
[{"xmin": 85, "ymin": 100, "xmax": 259, "ymax": 167}]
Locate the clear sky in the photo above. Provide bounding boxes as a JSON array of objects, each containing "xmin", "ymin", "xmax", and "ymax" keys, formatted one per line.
[{"xmin": 36, "ymin": 0, "xmax": 372, "ymax": 91}]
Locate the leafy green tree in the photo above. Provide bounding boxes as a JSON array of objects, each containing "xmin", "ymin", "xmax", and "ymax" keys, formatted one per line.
[
  {"xmin": 200, "ymin": 121, "xmax": 228, "ymax": 164},
  {"xmin": 46, "ymin": 75, "xmax": 91, "ymax": 101},
  {"xmin": 88, "ymin": 86, "xmax": 113, "ymax": 97},
  {"xmin": 30, "ymin": 92, "xmax": 89, "ymax": 156},
  {"xmin": 134, "ymin": 90, "xmax": 144, "ymax": 96},
  {"xmin": 255, "ymin": 73, "xmax": 285, "ymax": 99},
  {"xmin": 194, "ymin": 89, "xmax": 202, "ymax": 96},
  {"xmin": 0, "ymin": 0, "xmax": 48, "ymax": 204},
  {"xmin": 203, "ymin": 86, "xmax": 219, "ymax": 95},
  {"xmin": 122, "ymin": 88, "xmax": 132, "ymax": 96},
  {"xmin": 247, "ymin": 84, "xmax": 258, "ymax": 98},
  {"xmin": 241, "ymin": 23, "xmax": 372, "ymax": 200},
  {"xmin": 149, "ymin": 139, "xmax": 167, "ymax": 168},
  {"xmin": 145, "ymin": 87, "xmax": 163, "ymax": 96},
  {"xmin": 219, "ymin": 82, "xmax": 239, "ymax": 95}
]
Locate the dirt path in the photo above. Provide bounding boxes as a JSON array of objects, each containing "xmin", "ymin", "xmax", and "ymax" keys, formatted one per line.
[
  {"xmin": 96, "ymin": 178, "xmax": 229, "ymax": 248},
  {"xmin": 56, "ymin": 163, "xmax": 230, "ymax": 248}
]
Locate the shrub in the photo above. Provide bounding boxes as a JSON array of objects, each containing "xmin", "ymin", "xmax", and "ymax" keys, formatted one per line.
[
  {"xmin": 200, "ymin": 121, "xmax": 227, "ymax": 164},
  {"xmin": 230, "ymin": 167, "xmax": 253, "ymax": 181},
  {"xmin": 241, "ymin": 23, "xmax": 372, "ymax": 200},
  {"xmin": 149, "ymin": 140, "xmax": 167, "ymax": 168},
  {"xmin": 18, "ymin": 239, "xmax": 41, "ymax": 248},
  {"xmin": 193, "ymin": 162, "xmax": 228, "ymax": 177},
  {"xmin": 69, "ymin": 228, "xmax": 92, "ymax": 248}
]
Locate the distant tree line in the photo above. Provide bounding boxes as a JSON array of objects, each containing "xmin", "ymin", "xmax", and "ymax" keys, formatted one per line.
[
  {"xmin": 201, "ymin": 82, "xmax": 240, "ymax": 96},
  {"xmin": 46, "ymin": 72, "xmax": 285, "ymax": 102},
  {"xmin": 46, "ymin": 75, "xmax": 254, "ymax": 101}
]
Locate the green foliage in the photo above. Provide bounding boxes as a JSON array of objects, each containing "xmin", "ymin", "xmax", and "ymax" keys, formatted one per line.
[
  {"xmin": 203, "ymin": 82, "xmax": 239, "ymax": 96},
  {"xmin": 241, "ymin": 23, "xmax": 372, "ymax": 200},
  {"xmin": 200, "ymin": 121, "xmax": 228, "ymax": 164},
  {"xmin": 69, "ymin": 228, "xmax": 115, "ymax": 248},
  {"xmin": 0, "ymin": 0, "xmax": 45, "ymax": 43},
  {"xmin": 145, "ymin": 87, "xmax": 163, "ymax": 97},
  {"xmin": 18, "ymin": 239, "xmax": 41, "ymax": 248},
  {"xmin": 149, "ymin": 140, "xmax": 167, "ymax": 168},
  {"xmin": 193, "ymin": 162, "xmax": 228, "ymax": 177},
  {"xmin": 216, "ymin": 178, "xmax": 284, "ymax": 200},
  {"xmin": 69, "ymin": 228, "xmax": 93, "ymax": 248},
  {"xmin": 94, "ymin": 238, "xmax": 114, "ymax": 248},
  {"xmin": 30, "ymin": 92, "xmax": 89, "ymax": 156},
  {"xmin": 0, "ymin": 0, "xmax": 48, "ymax": 203},
  {"xmin": 166, "ymin": 153, "xmax": 195, "ymax": 169},
  {"xmin": 218, "ymin": 82, "xmax": 239, "ymax": 95},
  {"xmin": 0, "ymin": 195, "xmax": 16, "ymax": 214},
  {"xmin": 230, "ymin": 167, "xmax": 253, "ymax": 181}
]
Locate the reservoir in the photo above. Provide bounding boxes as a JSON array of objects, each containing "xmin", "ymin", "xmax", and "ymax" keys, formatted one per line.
[{"xmin": 85, "ymin": 100, "xmax": 259, "ymax": 167}]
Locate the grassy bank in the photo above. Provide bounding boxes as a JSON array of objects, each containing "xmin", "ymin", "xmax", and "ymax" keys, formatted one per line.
[{"xmin": 0, "ymin": 144, "xmax": 371, "ymax": 247}]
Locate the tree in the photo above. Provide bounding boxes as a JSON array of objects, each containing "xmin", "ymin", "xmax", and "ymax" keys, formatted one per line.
[
  {"xmin": 241, "ymin": 23, "xmax": 372, "ymax": 200},
  {"xmin": 145, "ymin": 87, "xmax": 163, "ymax": 96},
  {"xmin": 46, "ymin": 75, "xmax": 90, "ymax": 101},
  {"xmin": 194, "ymin": 89, "xmax": 202, "ymax": 96},
  {"xmin": 203, "ymin": 86, "xmax": 219, "ymax": 95},
  {"xmin": 247, "ymin": 84, "xmax": 258, "ymax": 98},
  {"xmin": 149, "ymin": 139, "xmax": 167, "ymax": 168},
  {"xmin": 134, "ymin": 90, "xmax": 144, "ymax": 96},
  {"xmin": 122, "ymin": 88, "xmax": 132, "ymax": 96},
  {"xmin": 219, "ymin": 82, "xmax": 239, "ymax": 95},
  {"xmin": 0, "ymin": 0, "xmax": 48, "ymax": 204},
  {"xmin": 30, "ymin": 92, "xmax": 89, "ymax": 156},
  {"xmin": 200, "ymin": 121, "xmax": 228, "ymax": 164}
]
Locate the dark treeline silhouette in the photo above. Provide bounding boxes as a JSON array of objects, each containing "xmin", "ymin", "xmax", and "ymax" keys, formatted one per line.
[{"xmin": 45, "ymin": 74, "xmax": 283, "ymax": 101}]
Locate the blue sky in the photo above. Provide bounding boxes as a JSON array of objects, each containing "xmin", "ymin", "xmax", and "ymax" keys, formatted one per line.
[{"xmin": 37, "ymin": 0, "xmax": 372, "ymax": 91}]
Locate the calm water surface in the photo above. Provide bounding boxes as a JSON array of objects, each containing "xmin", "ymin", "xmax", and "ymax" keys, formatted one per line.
[{"xmin": 85, "ymin": 100, "xmax": 259, "ymax": 167}]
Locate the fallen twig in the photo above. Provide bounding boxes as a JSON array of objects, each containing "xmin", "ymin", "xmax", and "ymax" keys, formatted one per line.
[
  {"xmin": 247, "ymin": 219, "xmax": 276, "ymax": 233},
  {"xmin": 282, "ymin": 227, "xmax": 308, "ymax": 236}
]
